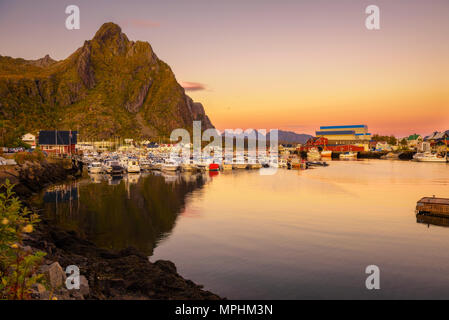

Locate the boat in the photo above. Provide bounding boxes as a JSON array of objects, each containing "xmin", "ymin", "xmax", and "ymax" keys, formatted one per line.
[
  {"xmin": 413, "ymin": 152, "xmax": 447, "ymax": 163},
  {"xmin": 381, "ymin": 152, "xmax": 399, "ymax": 160},
  {"xmin": 88, "ymin": 161, "xmax": 103, "ymax": 174},
  {"xmin": 278, "ymin": 158, "xmax": 288, "ymax": 168},
  {"xmin": 209, "ymin": 163, "xmax": 220, "ymax": 172},
  {"xmin": 127, "ymin": 160, "xmax": 141, "ymax": 173},
  {"xmin": 102, "ymin": 160, "xmax": 124, "ymax": 174},
  {"xmin": 162, "ymin": 159, "xmax": 179, "ymax": 172},
  {"xmin": 221, "ymin": 162, "xmax": 233, "ymax": 170},
  {"xmin": 139, "ymin": 159, "xmax": 152, "ymax": 171},
  {"xmin": 232, "ymin": 159, "xmax": 247, "ymax": 169},
  {"xmin": 307, "ymin": 148, "xmax": 321, "ymax": 161},
  {"xmin": 339, "ymin": 152, "xmax": 358, "ymax": 160},
  {"xmin": 321, "ymin": 150, "xmax": 332, "ymax": 158},
  {"xmin": 247, "ymin": 157, "xmax": 262, "ymax": 169},
  {"xmin": 180, "ymin": 159, "xmax": 195, "ymax": 172}
]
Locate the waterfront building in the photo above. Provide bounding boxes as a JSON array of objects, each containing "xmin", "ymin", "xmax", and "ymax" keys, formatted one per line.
[
  {"xmin": 407, "ymin": 134, "xmax": 422, "ymax": 149},
  {"xmin": 314, "ymin": 125, "xmax": 372, "ymax": 151},
  {"xmin": 38, "ymin": 131, "xmax": 78, "ymax": 155},
  {"xmin": 21, "ymin": 133, "xmax": 36, "ymax": 147}
]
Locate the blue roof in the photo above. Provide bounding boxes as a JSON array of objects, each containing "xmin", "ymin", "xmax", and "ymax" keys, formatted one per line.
[
  {"xmin": 320, "ymin": 125, "xmax": 367, "ymax": 130},
  {"xmin": 316, "ymin": 130, "xmax": 355, "ymax": 135},
  {"xmin": 355, "ymin": 133, "xmax": 371, "ymax": 136}
]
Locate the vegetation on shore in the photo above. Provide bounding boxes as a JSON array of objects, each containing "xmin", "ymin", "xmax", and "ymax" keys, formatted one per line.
[{"xmin": 0, "ymin": 180, "xmax": 46, "ymax": 299}]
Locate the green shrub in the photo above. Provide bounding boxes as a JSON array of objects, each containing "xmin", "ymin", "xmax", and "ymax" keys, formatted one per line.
[
  {"xmin": 13, "ymin": 150, "xmax": 45, "ymax": 165},
  {"xmin": 0, "ymin": 180, "xmax": 46, "ymax": 300}
]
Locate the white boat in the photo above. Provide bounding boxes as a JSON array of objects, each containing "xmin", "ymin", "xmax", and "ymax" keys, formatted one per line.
[
  {"xmin": 139, "ymin": 159, "xmax": 152, "ymax": 171},
  {"xmin": 127, "ymin": 160, "xmax": 141, "ymax": 173},
  {"xmin": 232, "ymin": 158, "xmax": 247, "ymax": 169},
  {"xmin": 413, "ymin": 152, "xmax": 447, "ymax": 163},
  {"xmin": 307, "ymin": 148, "xmax": 321, "ymax": 161},
  {"xmin": 247, "ymin": 158, "xmax": 262, "ymax": 169},
  {"xmin": 88, "ymin": 161, "xmax": 103, "ymax": 174},
  {"xmin": 180, "ymin": 159, "xmax": 195, "ymax": 172},
  {"xmin": 162, "ymin": 159, "xmax": 179, "ymax": 172},
  {"xmin": 339, "ymin": 152, "xmax": 358, "ymax": 160}
]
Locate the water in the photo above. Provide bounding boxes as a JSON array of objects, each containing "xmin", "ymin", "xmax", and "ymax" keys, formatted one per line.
[{"xmin": 35, "ymin": 160, "xmax": 449, "ymax": 299}]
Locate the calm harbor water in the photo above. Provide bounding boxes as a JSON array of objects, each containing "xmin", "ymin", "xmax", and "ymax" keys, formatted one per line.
[{"xmin": 35, "ymin": 160, "xmax": 449, "ymax": 299}]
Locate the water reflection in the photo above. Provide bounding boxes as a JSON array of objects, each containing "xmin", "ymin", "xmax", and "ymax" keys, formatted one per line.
[
  {"xmin": 416, "ymin": 214, "xmax": 449, "ymax": 228},
  {"xmin": 37, "ymin": 172, "xmax": 209, "ymax": 255}
]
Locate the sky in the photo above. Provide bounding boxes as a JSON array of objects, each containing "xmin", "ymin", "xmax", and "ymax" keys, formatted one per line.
[{"xmin": 0, "ymin": 0, "xmax": 448, "ymax": 137}]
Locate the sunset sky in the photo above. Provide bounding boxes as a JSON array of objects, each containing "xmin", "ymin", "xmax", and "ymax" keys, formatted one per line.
[{"xmin": 0, "ymin": 0, "xmax": 448, "ymax": 136}]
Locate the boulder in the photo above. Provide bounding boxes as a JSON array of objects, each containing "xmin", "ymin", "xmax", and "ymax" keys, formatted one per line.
[{"xmin": 41, "ymin": 262, "xmax": 66, "ymax": 289}]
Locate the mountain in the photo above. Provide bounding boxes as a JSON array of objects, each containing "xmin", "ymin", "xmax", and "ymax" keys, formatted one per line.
[
  {"xmin": 220, "ymin": 129, "xmax": 312, "ymax": 145},
  {"xmin": 268, "ymin": 130, "xmax": 312, "ymax": 144},
  {"xmin": 0, "ymin": 22, "xmax": 214, "ymax": 140}
]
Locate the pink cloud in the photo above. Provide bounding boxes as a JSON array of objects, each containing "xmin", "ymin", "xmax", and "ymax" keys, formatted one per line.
[{"xmin": 181, "ymin": 81, "xmax": 207, "ymax": 91}]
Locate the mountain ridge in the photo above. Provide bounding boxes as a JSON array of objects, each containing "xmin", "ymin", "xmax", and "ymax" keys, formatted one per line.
[{"xmin": 0, "ymin": 22, "xmax": 214, "ymax": 141}]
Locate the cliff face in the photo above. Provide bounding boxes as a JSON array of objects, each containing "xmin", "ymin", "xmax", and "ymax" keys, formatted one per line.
[{"xmin": 0, "ymin": 22, "xmax": 214, "ymax": 139}]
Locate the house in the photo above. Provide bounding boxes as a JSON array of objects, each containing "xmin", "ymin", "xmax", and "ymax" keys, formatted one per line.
[
  {"xmin": 425, "ymin": 131, "xmax": 448, "ymax": 152},
  {"xmin": 407, "ymin": 134, "xmax": 422, "ymax": 148},
  {"xmin": 38, "ymin": 131, "xmax": 78, "ymax": 155},
  {"xmin": 21, "ymin": 133, "xmax": 36, "ymax": 147}
]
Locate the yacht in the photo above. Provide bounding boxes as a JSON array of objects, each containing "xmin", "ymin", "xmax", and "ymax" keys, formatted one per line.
[{"xmin": 413, "ymin": 152, "xmax": 447, "ymax": 163}]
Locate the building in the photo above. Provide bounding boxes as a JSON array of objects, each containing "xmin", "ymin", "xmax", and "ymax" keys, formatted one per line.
[
  {"xmin": 314, "ymin": 125, "xmax": 372, "ymax": 151},
  {"xmin": 38, "ymin": 131, "xmax": 78, "ymax": 154},
  {"xmin": 407, "ymin": 134, "xmax": 422, "ymax": 149},
  {"xmin": 21, "ymin": 133, "xmax": 36, "ymax": 147}
]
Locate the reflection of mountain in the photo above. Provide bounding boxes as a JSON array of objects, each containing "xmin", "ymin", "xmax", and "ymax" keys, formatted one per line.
[
  {"xmin": 41, "ymin": 173, "xmax": 206, "ymax": 255},
  {"xmin": 416, "ymin": 213, "xmax": 449, "ymax": 228}
]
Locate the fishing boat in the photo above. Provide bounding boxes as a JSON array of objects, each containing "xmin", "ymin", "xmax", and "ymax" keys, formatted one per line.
[
  {"xmin": 127, "ymin": 160, "xmax": 141, "ymax": 173},
  {"xmin": 413, "ymin": 152, "xmax": 447, "ymax": 163},
  {"xmin": 339, "ymin": 152, "xmax": 358, "ymax": 160}
]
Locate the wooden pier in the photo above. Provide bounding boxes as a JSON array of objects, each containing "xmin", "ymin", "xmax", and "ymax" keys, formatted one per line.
[{"xmin": 416, "ymin": 197, "xmax": 449, "ymax": 217}]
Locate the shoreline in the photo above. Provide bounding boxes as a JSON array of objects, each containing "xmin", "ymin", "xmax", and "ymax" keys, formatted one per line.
[{"xmin": 0, "ymin": 160, "xmax": 221, "ymax": 300}]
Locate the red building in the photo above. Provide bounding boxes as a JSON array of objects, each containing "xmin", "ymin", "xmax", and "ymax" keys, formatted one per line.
[
  {"xmin": 300, "ymin": 137, "xmax": 365, "ymax": 152},
  {"xmin": 38, "ymin": 131, "xmax": 77, "ymax": 155}
]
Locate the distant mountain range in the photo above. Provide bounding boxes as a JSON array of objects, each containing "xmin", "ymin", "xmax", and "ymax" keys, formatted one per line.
[
  {"xmin": 0, "ymin": 22, "xmax": 214, "ymax": 140},
  {"xmin": 221, "ymin": 129, "xmax": 312, "ymax": 144}
]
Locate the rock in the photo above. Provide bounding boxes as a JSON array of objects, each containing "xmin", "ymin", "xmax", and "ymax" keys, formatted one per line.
[
  {"xmin": 41, "ymin": 262, "xmax": 66, "ymax": 289},
  {"xmin": 79, "ymin": 275, "xmax": 90, "ymax": 296}
]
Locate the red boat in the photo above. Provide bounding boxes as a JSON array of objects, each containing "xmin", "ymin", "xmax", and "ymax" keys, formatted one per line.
[{"xmin": 209, "ymin": 163, "xmax": 220, "ymax": 171}]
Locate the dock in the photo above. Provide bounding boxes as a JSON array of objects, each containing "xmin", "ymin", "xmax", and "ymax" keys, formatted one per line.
[{"xmin": 416, "ymin": 197, "xmax": 449, "ymax": 217}]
